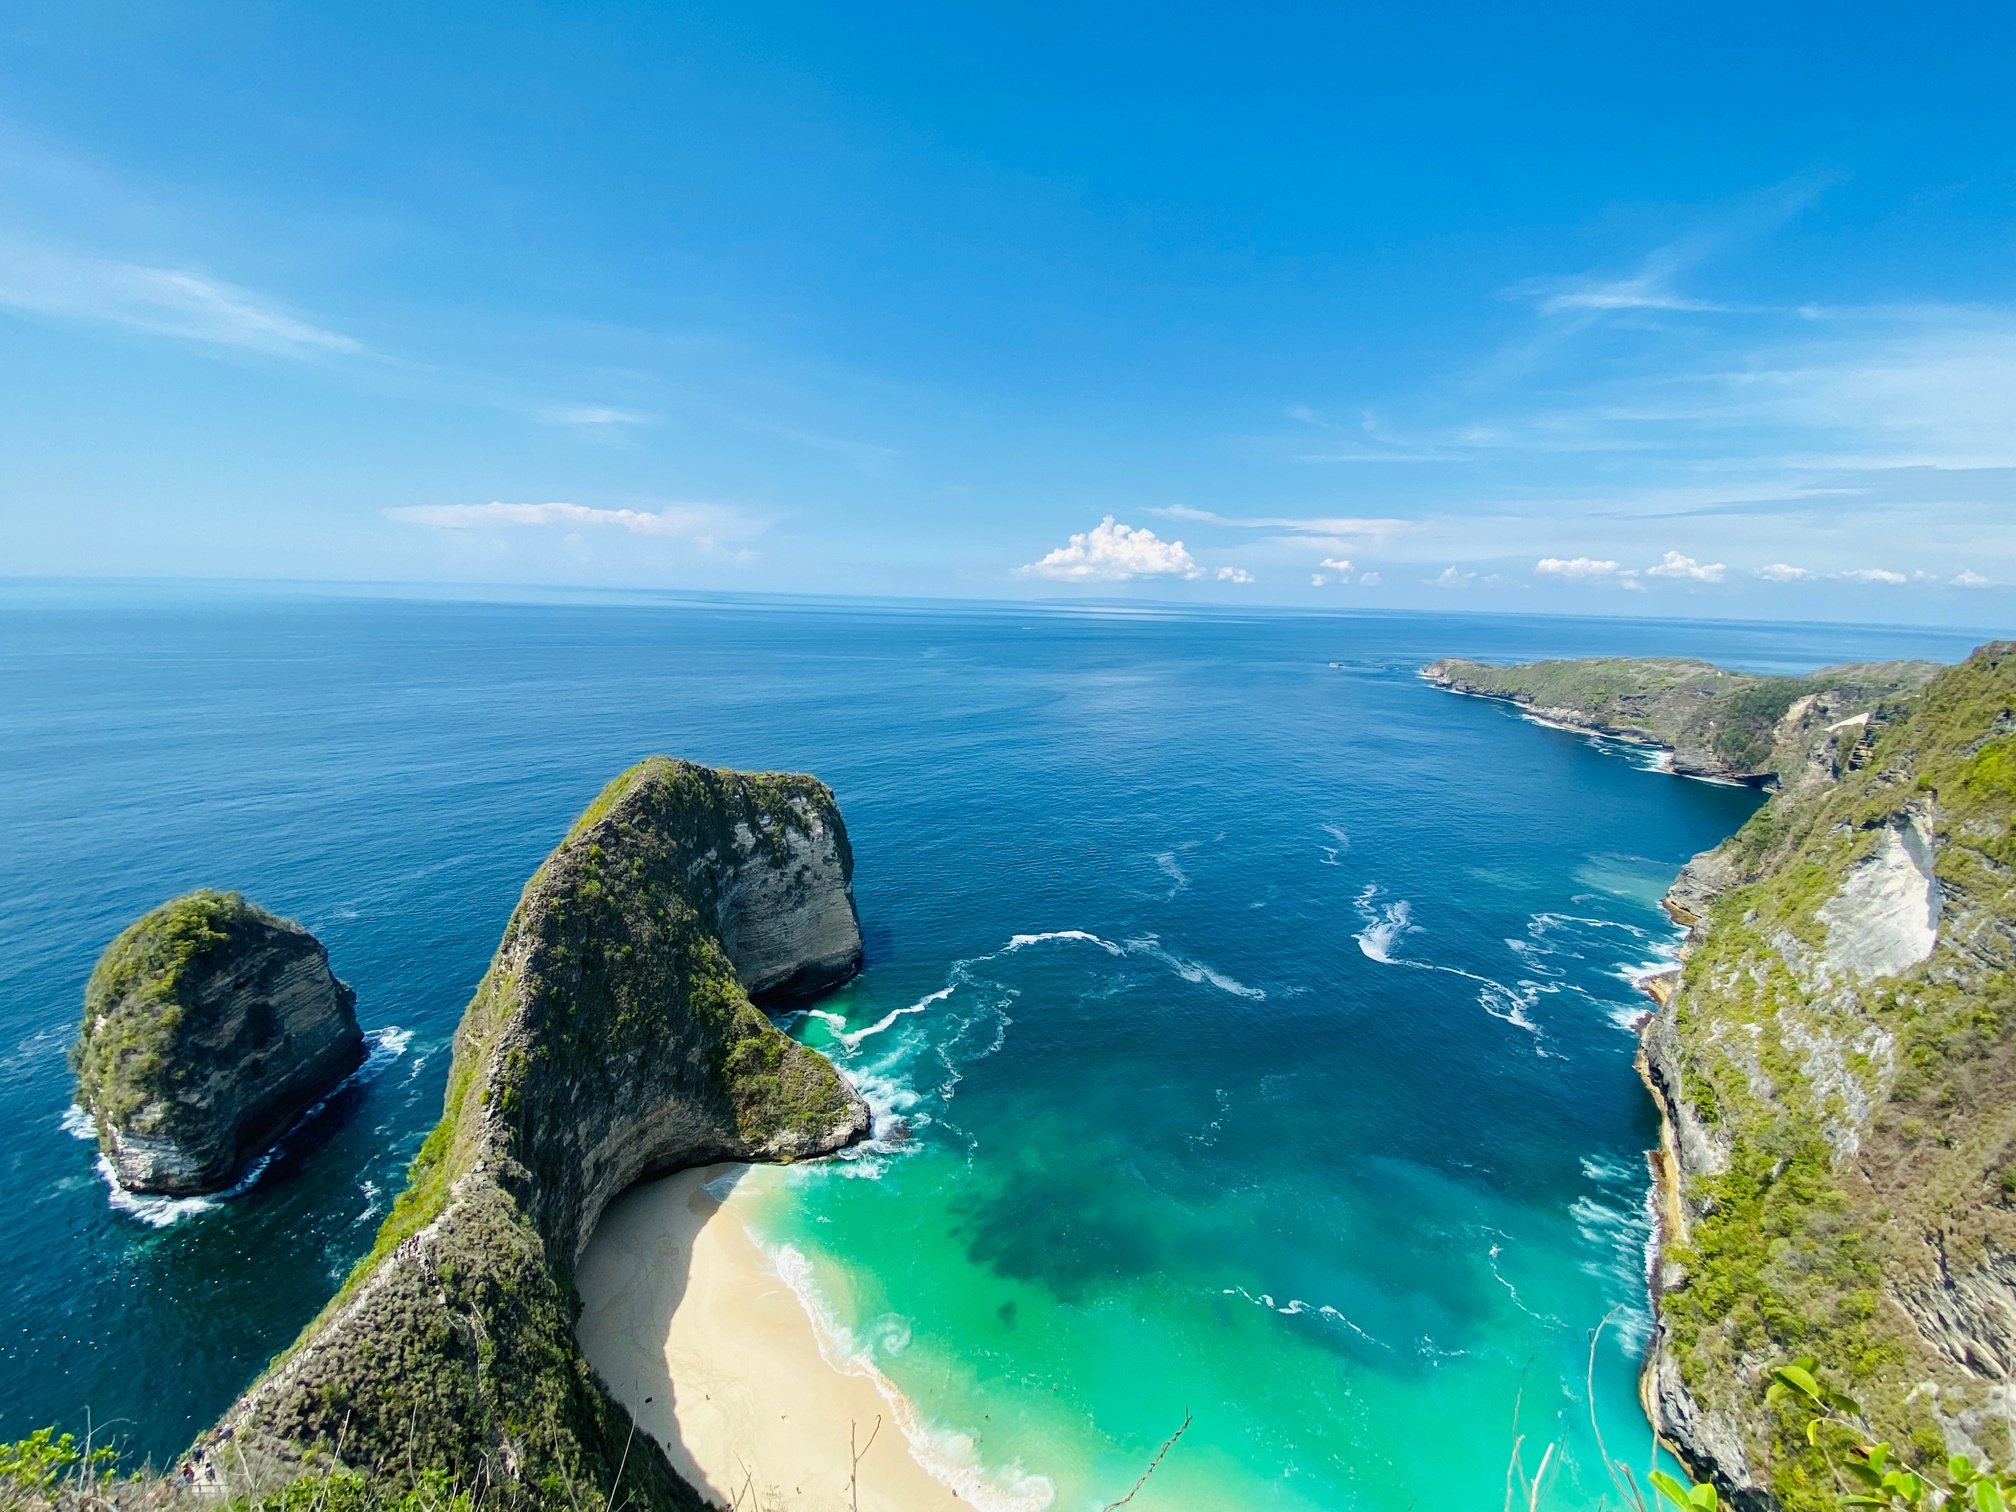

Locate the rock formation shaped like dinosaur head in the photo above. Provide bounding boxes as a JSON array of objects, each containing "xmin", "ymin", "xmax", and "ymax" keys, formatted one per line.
[{"xmin": 207, "ymin": 757, "xmax": 870, "ymax": 1508}]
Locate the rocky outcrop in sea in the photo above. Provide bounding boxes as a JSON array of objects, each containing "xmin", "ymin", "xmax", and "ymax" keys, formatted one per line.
[{"xmin": 71, "ymin": 890, "xmax": 365, "ymax": 1196}]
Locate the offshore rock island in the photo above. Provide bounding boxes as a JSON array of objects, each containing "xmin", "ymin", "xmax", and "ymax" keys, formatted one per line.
[
  {"xmin": 1429, "ymin": 646, "xmax": 2016, "ymax": 1511},
  {"xmin": 71, "ymin": 890, "xmax": 365, "ymax": 1197},
  {"xmin": 204, "ymin": 756, "xmax": 870, "ymax": 1508}
]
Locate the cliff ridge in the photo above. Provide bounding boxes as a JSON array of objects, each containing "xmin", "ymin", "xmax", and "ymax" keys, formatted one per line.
[
  {"xmin": 206, "ymin": 756, "xmax": 870, "ymax": 1509},
  {"xmin": 1440, "ymin": 647, "xmax": 2016, "ymax": 1510}
]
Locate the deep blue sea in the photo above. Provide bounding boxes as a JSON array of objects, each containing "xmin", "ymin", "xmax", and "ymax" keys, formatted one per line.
[{"xmin": 0, "ymin": 586, "xmax": 1988, "ymax": 1507}]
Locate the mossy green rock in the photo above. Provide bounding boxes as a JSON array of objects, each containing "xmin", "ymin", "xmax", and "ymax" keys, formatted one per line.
[
  {"xmin": 1615, "ymin": 646, "xmax": 2015, "ymax": 1509},
  {"xmin": 1423, "ymin": 655, "xmax": 1938, "ymax": 784},
  {"xmin": 72, "ymin": 890, "xmax": 363, "ymax": 1196},
  {"xmin": 205, "ymin": 757, "xmax": 870, "ymax": 1508}
]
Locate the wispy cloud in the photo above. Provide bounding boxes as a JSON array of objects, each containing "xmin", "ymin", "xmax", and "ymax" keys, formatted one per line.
[
  {"xmin": 1148, "ymin": 505, "xmax": 1414, "ymax": 543},
  {"xmin": 385, "ymin": 500, "xmax": 764, "ymax": 550},
  {"xmin": 1519, "ymin": 254, "xmax": 1735, "ymax": 317},
  {"xmin": 1215, "ymin": 565, "xmax": 1255, "ymax": 584},
  {"xmin": 1756, "ymin": 562, "xmax": 1815, "ymax": 581},
  {"xmin": 538, "ymin": 405, "xmax": 655, "ymax": 430},
  {"xmin": 0, "ymin": 237, "xmax": 361, "ymax": 358},
  {"xmin": 1019, "ymin": 517, "xmax": 1202, "ymax": 582}
]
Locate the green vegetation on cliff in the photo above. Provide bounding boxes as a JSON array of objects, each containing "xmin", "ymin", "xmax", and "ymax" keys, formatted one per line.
[
  {"xmin": 72, "ymin": 889, "xmax": 262, "ymax": 1131},
  {"xmin": 1423, "ymin": 656, "xmax": 1937, "ymax": 783},
  {"xmin": 1642, "ymin": 645, "xmax": 2016, "ymax": 1509}
]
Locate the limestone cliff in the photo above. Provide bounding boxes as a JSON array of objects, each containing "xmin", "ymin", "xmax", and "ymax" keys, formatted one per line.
[
  {"xmin": 1478, "ymin": 646, "xmax": 2015, "ymax": 1511},
  {"xmin": 1422, "ymin": 655, "xmax": 1937, "ymax": 786},
  {"xmin": 205, "ymin": 757, "xmax": 870, "ymax": 1508},
  {"xmin": 71, "ymin": 890, "xmax": 364, "ymax": 1196}
]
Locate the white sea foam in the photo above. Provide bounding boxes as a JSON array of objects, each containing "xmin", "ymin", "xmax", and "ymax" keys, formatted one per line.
[
  {"xmin": 1484, "ymin": 1238, "xmax": 1565, "ymax": 1327},
  {"xmin": 1125, "ymin": 936, "xmax": 1265, "ymax": 999},
  {"xmin": 1153, "ymin": 851, "xmax": 1189, "ymax": 896},
  {"xmin": 826, "ymin": 986, "xmax": 956, "ymax": 1054},
  {"xmin": 80, "ymin": 1024, "xmax": 412, "ymax": 1226},
  {"xmin": 771, "ymin": 1244, "xmax": 1056, "ymax": 1512},
  {"xmin": 805, "ymin": 923, "xmax": 1268, "ymax": 1181},
  {"xmin": 1222, "ymin": 1284, "xmax": 1389, "ymax": 1350},
  {"xmin": 1352, "ymin": 885, "xmax": 1416, "ymax": 963},
  {"xmin": 100, "ymin": 1147, "xmax": 276, "ymax": 1227},
  {"xmin": 1002, "ymin": 929, "xmax": 1124, "ymax": 955},
  {"xmin": 1189, "ymin": 1087, "xmax": 1232, "ymax": 1150},
  {"xmin": 1571, "ymin": 1155, "xmax": 1658, "ymax": 1352},
  {"xmin": 1354, "ymin": 886, "xmax": 1555, "ymax": 1050},
  {"xmin": 1318, "ymin": 822, "xmax": 1351, "ymax": 866}
]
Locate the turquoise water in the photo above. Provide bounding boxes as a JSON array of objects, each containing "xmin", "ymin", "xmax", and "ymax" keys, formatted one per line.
[{"xmin": 0, "ymin": 587, "xmax": 1988, "ymax": 1507}]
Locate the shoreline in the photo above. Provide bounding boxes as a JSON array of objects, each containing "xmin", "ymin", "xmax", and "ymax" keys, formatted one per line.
[
  {"xmin": 1420, "ymin": 675, "xmax": 1764, "ymax": 789},
  {"xmin": 1632, "ymin": 965, "xmax": 1690, "ymax": 1459},
  {"xmin": 574, "ymin": 1165, "xmax": 985, "ymax": 1512}
]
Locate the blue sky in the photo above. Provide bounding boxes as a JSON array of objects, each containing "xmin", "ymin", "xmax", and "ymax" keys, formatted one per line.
[{"xmin": 1, "ymin": 1, "xmax": 2012, "ymax": 624}]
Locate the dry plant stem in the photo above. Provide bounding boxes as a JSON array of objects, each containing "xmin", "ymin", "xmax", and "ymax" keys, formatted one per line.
[
  {"xmin": 1099, "ymin": 1410, "xmax": 1193, "ymax": 1512},
  {"xmin": 605, "ymin": 1415, "xmax": 638, "ymax": 1512},
  {"xmin": 1507, "ymin": 1361, "xmax": 1534, "ymax": 1512},
  {"xmin": 848, "ymin": 1417, "xmax": 881, "ymax": 1512}
]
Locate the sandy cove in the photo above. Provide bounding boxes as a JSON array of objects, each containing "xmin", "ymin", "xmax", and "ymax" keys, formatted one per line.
[{"xmin": 575, "ymin": 1165, "xmax": 970, "ymax": 1512}]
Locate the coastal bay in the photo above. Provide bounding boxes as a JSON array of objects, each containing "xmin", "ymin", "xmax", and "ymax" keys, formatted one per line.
[{"xmin": 0, "ymin": 590, "xmax": 1986, "ymax": 1506}]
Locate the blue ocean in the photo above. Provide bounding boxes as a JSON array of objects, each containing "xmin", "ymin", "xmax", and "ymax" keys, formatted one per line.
[{"xmin": 0, "ymin": 586, "xmax": 1986, "ymax": 1508}]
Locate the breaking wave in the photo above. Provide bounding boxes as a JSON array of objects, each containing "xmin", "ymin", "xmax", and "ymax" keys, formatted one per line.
[{"xmin": 73, "ymin": 1024, "xmax": 411, "ymax": 1227}]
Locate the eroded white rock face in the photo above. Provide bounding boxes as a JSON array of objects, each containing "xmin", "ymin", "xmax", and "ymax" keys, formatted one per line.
[
  {"xmin": 714, "ymin": 806, "xmax": 864, "ymax": 998},
  {"xmin": 1819, "ymin": 814, "xmax": 1941, "ymax": 981}
]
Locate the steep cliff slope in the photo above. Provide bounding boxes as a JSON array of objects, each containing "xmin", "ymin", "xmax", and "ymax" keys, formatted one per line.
[
  {"xmin": 1422, "ymin": 656, "xmax": 1937, "ymax": 785},
  {"xmin": 72, "ymin": 890, "xmax": 363, "ymax": 1195},
  {"xmin": 206, "ymin": 757, "xmax": 871, "ymax": 1508},
  {"xmin": 1628, "ymin": 646, "xmax": 2015, "ymax": 1509}
]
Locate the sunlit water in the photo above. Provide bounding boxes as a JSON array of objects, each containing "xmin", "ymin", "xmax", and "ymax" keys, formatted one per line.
[{"xmin": 0, "ymin": 585, "xmax": 1984, "ymax": 1506}]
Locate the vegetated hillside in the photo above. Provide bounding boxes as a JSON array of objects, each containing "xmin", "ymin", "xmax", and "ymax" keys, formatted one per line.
[
  {"xmin": 204, "ymin": 757, "xmax": 871, "ymax": 1510},
  {"xmin": 1422, "ymin": 656, "xmax": 1938, "ymax": 783},
  {"xmin": 1638, "ymin": 643, "xmax": 2016, "ymax": 1510}
]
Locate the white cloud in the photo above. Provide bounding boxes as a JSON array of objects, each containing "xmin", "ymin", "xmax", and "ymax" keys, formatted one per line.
[
  {"xmin": 1644, "ymin": 551, "xmax": 1727, "ymax": 583},
  {"xmin": 1431, "ymin": 566, "xmax": 1475, "ymax": 590},
  {"xmin": 385, "ymin": 500, "xmax": 762, "ymax": 549},
  {"xmin": 1020, "ymin": 516, "xmax": 1202, "ymax": 582},
  {"xmin": 1359, "ymin": 571, "xmax": 1382, "ymax": 587},
  {"xmin": 1836, "ymin": 567, "xmax": 1907, "ymax": 585},
  {"xmin": 1756, "ymin": 563, "xmax": 1815, "ymax": 582},
  {"xmin": 1953, "ymin": 570, "xmax": 1993, "ymax": 588},
  {"xmin": 540, "ymin": 405, "xmax": 653, "ymax": 429},
  {"xmin": 1310, "ymin": 556, "xmax": 1358, "ymax": 587},
  {"xmin": 1216, "ymin": 565, "xmax": 1255, "ymax": 583},
  {"xmin": 0, "ymin": 237, "xmax": 360, "ymax": 358},
  {"xmin": 1535, "ymin": 556, "xmax": 1623, "ymax": 580}
]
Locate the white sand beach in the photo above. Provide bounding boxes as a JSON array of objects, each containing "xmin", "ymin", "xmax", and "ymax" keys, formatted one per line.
[{"xmin": 575, "ymin": 1166, "xmax": 970, "ymax": 1512}]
